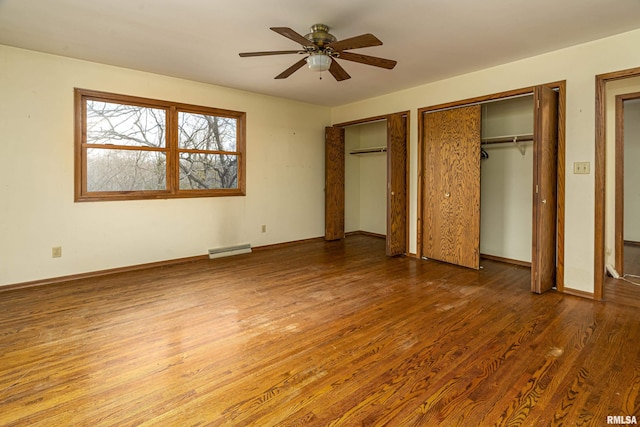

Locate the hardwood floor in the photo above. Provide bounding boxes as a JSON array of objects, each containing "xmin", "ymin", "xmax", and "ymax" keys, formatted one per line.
[{"xmin": 1, "ymin": 235, "xmax": 639, "ymax": 426}]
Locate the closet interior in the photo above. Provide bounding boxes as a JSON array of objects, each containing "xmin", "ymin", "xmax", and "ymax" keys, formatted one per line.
[
  {"xmin": 480, "ymin": 94, "xmax": 535, "ymax": 266},
  {"xmin": 344, "ymin": 120, "xmax": 387, "ymax": 238}
]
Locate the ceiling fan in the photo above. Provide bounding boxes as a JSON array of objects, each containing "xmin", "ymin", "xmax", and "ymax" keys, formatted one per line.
[{"xmin": 239, "ymin": 24, "xmax": 397, "ymax": 81}]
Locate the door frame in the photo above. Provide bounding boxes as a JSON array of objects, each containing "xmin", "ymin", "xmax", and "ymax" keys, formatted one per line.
[
  {"xmin": 595, "ymin": 67, "xmax": 640, "ymax": 301},
  {"xmin": 331, "ymin": 111, "xmax": 410, "ymax": 255},
  {"xmin": 614, "ymin": 92, "xmax": 640, "ymax": 277},
  {"xmin": 417, "ymin": 81, "xmax": 566, "ymax": 291}
]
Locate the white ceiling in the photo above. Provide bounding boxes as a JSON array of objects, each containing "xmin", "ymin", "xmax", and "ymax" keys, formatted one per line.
[{"xmin": 1, "ymin": 0, "xmax": 640, "ymax": 106}]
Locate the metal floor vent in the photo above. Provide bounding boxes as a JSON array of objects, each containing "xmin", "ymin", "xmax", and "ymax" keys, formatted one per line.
[{"xmin": 208, "ymin": 243, "xmax": 252, "ymax": 259}]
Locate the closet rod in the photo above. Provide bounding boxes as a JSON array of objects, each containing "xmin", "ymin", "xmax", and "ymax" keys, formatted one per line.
[
  {"xmin": 481, "ymin": 134, "xmax": 533, "ymax": 145},
  {"xmin": 349, "ymin": 147, "xmax": 387, "ymax": 155}
]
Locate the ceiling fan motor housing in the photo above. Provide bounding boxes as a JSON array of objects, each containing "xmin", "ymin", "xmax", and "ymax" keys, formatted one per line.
[{"xmin": 305, "ymin": 24, "xmax": 336, "ymax": 49}]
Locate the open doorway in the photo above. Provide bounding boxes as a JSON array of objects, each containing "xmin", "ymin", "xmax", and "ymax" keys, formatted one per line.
[
  {"xmin": 614, "ymin": 93, "xmax": 640, "ymax": 282},
  {"xmin": 595, "ymin": 67, "xmax": 640, "ymax": 301}
]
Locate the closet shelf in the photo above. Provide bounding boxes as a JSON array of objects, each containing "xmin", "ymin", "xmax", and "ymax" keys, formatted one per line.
[{"xmin": 349, "ymin": 146, "xmax": 387, "ymax": 155}]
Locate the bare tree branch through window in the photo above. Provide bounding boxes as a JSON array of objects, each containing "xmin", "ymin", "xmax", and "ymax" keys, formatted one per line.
[{"xmin": 75, "ymin": 89, "xmax": 245, "ymax": 201}]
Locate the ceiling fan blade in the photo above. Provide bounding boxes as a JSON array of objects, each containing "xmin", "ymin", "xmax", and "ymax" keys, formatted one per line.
[
  {"xmin": 239, "ymin": 50, "xmax": 304, "ymax": 57},
  {"xmin": 329, "ymin": 59, "xmax": 351, "ymax": 81},
  {"xmin": 270, "ymin": 27, "xmax": 316, "ymax": 48},
  {"xmin": 338, "ymin": 51, "xmax": 397, "ymax": 69},
  {"xmin": 275, "ymin": 57, "xmax": 308, "ymax": 79},
  {"xmin": 327, "ymin": 33, "xmax": 382, "ymax": 52}
]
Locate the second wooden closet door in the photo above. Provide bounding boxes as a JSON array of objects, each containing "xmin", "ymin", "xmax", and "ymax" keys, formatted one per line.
[{"xmin": 421, "ymin": 105, "xmax": 481, "ymax": 269}]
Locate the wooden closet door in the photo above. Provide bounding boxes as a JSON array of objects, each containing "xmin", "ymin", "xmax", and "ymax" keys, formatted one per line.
[
  {"xmin": 386, "ymin": 113, "xmax": 408, "ymax": 256},
  {"xmin": 531, "ymin": 86, "xmax": 559, "ymax": 293},
  {"xmin": 325, "ymin": 126, "xmax": 345, "ymax": 241},
  {"xmin": 422, "ymin": 105, "xmax": 481, "ymax": 269}
]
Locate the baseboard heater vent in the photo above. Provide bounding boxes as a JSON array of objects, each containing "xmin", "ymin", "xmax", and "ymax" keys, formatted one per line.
[{"xmin": 208, "ymin": 243, "xmax": 252, "ymax": 259}]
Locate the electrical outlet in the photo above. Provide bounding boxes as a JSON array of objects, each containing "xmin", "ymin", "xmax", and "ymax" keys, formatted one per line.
[
  {"xmin": 52, "ymin": 246, "xmax": 62, "ymax": 258},
  {"xmin": 573, "ymin": 161, "xmax": 590, "ymax": 174},
  {"xmin": 261, "ymin": 224, "xmax": 267, "ymax": 233}
]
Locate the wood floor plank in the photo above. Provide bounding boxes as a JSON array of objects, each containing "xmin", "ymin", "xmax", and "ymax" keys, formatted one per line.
[{"xmin": 1, "ymin": 235, "xmax": 640, "ymax": 426}]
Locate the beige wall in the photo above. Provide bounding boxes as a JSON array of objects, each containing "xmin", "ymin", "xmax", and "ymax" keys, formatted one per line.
[
  {"xmin": 332, "ymin": 28, "xmax": 640, "ymax": 294},
  {"xmin": 0, "ymin": 45, "xmax": 331, "ymax": 286}
]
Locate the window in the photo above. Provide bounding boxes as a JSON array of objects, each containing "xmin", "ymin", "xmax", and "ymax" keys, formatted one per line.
[{"xmin": 74, "ymin": 89, "xmax": 246, "ymax": 201}]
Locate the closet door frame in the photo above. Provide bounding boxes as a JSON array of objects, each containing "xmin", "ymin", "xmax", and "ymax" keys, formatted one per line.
[
  {"xmin": 328, "ymin": 111, "xmax": 410, "ymax": 256},
  {"xmin": 417, "ymin": 81, "xmax": 566, "ymax": 292}
]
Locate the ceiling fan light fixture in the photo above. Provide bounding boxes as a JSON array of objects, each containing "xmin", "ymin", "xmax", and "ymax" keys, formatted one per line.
[{"xmin": 306, "ymin": 53, "xmax": 331, "ymax": 72}]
